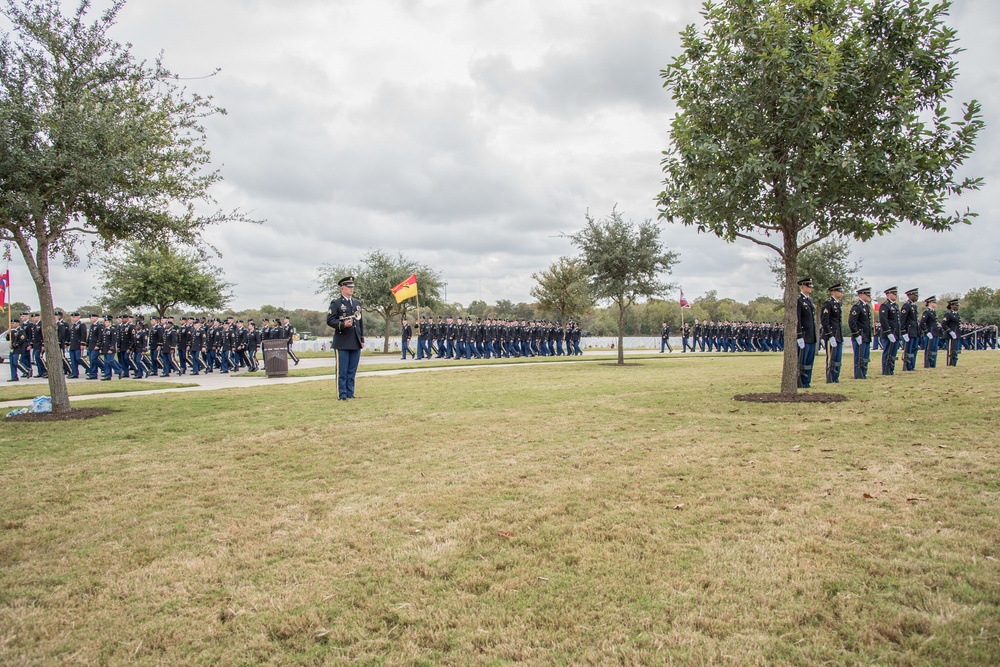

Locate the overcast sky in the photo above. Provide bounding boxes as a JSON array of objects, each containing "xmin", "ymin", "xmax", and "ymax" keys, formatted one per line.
[{"xmin": 7, "ymin": 0, "xmax": 999, "ymax": 311}]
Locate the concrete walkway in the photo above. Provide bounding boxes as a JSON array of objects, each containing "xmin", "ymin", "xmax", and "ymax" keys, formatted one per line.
[{"xmin": 2, "ymin": 350, "xmax": 688, "ymax": 410}]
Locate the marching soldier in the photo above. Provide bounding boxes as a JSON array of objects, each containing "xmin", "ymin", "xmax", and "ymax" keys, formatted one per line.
[
  {"xmin": 160, "ymin": 317, "xmax": 179, "ymax": 377},
  {"xmin": 796, "ymin": 277, "xmax": 817, "ymax": 388},
  {"xmin": 848, "ymin": 287, "xmax": 873, "ymax": 379},
  {"xmin": 660, "ymin": 322, "xmax": 673, "ymax": 353},
  {"xmin": 283, "ymin": 316, "xmax": 300, "ymax": 366},
  {"xmin": 879, "ymin": 287, "xmax": 901, "ymax": 375},
  {"xmin": 682, "ymin": 321, "xmax": 691, "ymax": 352},
  {"xmin": 100, "ymin": 315, "xmax": 121, "ymax": 380},
  {"xmin": 327, "ymin": 276, "xmax": 364, "ymax": 401},
  {"xmin": 900, "ymin": 288, "xmax": 920, "ymax": 371},
  {"xmin": 86, "ymin": 313, "xmax": 103, "ymax": 380},
  {"xmin": 943, "ymin": 299, "xmax": 961, "ymax": 366},
  {"xmin": 134, "ymin": 317, "xmax": 150, "ymax": 378},
  {"xmin": 820, "ymin": 284, "xmax": 844, "ymax": 383},
  {"xmin": 5, "ymin": 316, "xmax": 28, "ymax": 382},
  {"xmin": 416, "ymin": 315, "xmax": 430, "ymax": 359},
  {"xmin": 68, "ymin": 312, "xmax": 87, "ymax": 379},
  {"xmin": 920, "ymin": 296, "xmax": 938, "ymax": 368},
  {"xmin": 28, "ymin": 312, "xmax": 45, "ymax": 378},
  {"xmin": 400, "ymin": 317, "xmax": 412, "ymax": 359}
]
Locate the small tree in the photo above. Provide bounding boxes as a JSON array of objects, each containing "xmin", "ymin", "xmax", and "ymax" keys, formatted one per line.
[
  {"xmin": 97, "ymin": 242, "xmax": 233, "ymax": 318},
  {"xmin": 567, "ymin": 207, "xmax": 679, "ymax": 365},
  {"xmin": 657, "ymin": 0, "xmax": 983, "ymax": 395},
  {"xmin": 530, "ymin": 257, "xmax": 595, "ymax": 330},
  {"xmin": 316, "ymin": 250, "xmax": 443, "ymax": 352},
  {"xmin": 0, "ymin": 0, "xmax": 247, "ymax": 412}
]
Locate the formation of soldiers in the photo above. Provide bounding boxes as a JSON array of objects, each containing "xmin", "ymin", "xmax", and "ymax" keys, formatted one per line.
[
  {"xmin": 5, "ymin": 311, "xmax": 300, "ymax": 382},
  {"xmin": 679, "ymin": 320, "xmax": 786, "ymax": 353},
  {"xmin": 402, "ymin": 316, "xmax": 585, "ymax": 359},
  {"xmin": 796, "ymin": 280, "xmax": 972, "ymax": 388}
]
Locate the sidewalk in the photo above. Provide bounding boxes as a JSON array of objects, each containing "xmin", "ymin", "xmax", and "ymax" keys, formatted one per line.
[{"xmin": 2, "ymin": 351, "xmax": 661, "ymax": 410}]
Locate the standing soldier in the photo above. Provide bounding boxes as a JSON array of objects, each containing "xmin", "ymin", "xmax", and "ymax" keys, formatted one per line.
[
  {"xmin": 900, "ymin": 288, "xmax": 921, "ymax": 371},
  {"xmin": 820, "ymin": 284, "xmax": 845, "ymax": 383},
  {"xmin": 942, "ymin": 299, "xmax": 962, "ymax": 366},
  {"xmin": 796, "ymin": 278, "xmax": 817, "ymax": 389},
  {"xmin": 327, "ymin": 276, "xmax": 364, "ymax": 401},
  {"xmin": 920, "ymin": 296, "xmax": 939, "ymax": 368},
  {"xmin": 848, "ymin": 287, "xmax": 874, "ymax": 379},
  {"xmin": 400, "ymin": 316, "xmax": 412, "ymax": 359},
  {"xmin": 879, "ymin": 287, "xmax": 901, "ymax": 375}
]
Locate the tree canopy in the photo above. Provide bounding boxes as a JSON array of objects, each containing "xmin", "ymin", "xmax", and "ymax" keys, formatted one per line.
[
  {"xmin": 97, "ymin": 242, "xmax": 233, "ymax": 318},
  {"xmin": 657, "ymin": 0, "xmax": 983, "ymax": 394},
  {"xmin": 0, "ymin": 0, "xmax": 247, "ymax": 411},
  {"xmin": 530, "ymin": 256, "xmax": 595, "ymax": 328},
  {"xmin": 567, "ymin": 207, "xmax": 679, "ymax": 365}
]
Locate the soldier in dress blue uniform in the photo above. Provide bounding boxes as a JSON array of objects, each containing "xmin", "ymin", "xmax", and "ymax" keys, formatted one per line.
[
  {"xmin": 942, "ymin": 299, "xmax": 961, "ymax": 366},
  {"xmin": 5, "ymin": 316, "xmax": 28, "ymax": 382},
  {"xmin": 660, "ymin": 322, "xmax": 673, "ymax": 353},
  {"xmin": 400, "ymin": 317, "xmax": 412, "ymax": 359},
  {"xmin": 900, "ymin": 288, "xmax": 921, "ymax": 371},
  {"xmin": 327, "ymin": 276, "xmax": 365, "ymax": 401},
  {"xmin": 68, "ymin": 312, "xmax": 87, "ymax": 378},
  {"xmin": 848, "ymin": 287, "xmax": 873, "ymax": 379},
  {"xmin": 796, "ymin": 277, "xmax": 817, "ymax": 388},
  {"xmin": 820, "ymin": 284, "xmax": 844, "ymax": 383},
  {"xmin": 920, "ymin": 296, "xmax": 938, "ymax": 368},
  {"xmin": 879, "ymin": 287, "xmax": 901, "ymax": 375}
]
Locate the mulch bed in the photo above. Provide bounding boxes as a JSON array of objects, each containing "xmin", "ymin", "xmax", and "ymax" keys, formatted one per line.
[
  {"xmin": 5, "ymin": 407, "xmax": 116, "ymax": 422},
  {"xmin": 734, "ymin": 392, "xmax": 848, "ymax": 403}
]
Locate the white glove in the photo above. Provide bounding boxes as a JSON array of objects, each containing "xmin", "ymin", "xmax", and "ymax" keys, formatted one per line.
[
  {"xmin": 950, "ymin": 331, "xmax": 957, "ymax": 339},
  {"xmin": 797, "ymin": 338, "xmax": 805, "ymax": 349},
  {"xmin": 830, "ymin": 339, "xmax": 838, "ymax": 348},
  {"xmin": 888, "ymin": 334, "xmax": 896, "ymax": 343},
  {"xmin": 854, "ymin": 336, "xmax": 862, "ymax": 345},
  {"xmin": 927, "ymin": 332, "xmax": 934, "ymax": 340},
  {"xmin": 902, "ymin": 334, "xmax": 909, "ymax": 342}
]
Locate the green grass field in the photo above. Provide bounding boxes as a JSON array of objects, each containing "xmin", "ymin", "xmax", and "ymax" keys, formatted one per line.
[
  {"xmin": 1, "ymin": 354, "xmax": 998, "ymax": 665},
  {"xmin": 0, "ymin": 379, "xmax": 196, "ymax": 403}
]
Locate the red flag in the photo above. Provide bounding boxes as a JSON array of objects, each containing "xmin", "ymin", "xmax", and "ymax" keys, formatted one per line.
[
  {"xmin": 679, "ymin": 289, "xmax": 691, "ymax": 308},
  {"xmin": 0, "ymin": 270, "xmax": 9, "ymax": 310},
  {"xmin": 391, "ymin": 274, "xmax": 418, "ymax": 303}
]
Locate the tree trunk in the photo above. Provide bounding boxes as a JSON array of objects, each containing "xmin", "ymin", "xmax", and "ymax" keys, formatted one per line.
[
  {"xmin": 383, "ymin": 311, "xmax": 390, "ymax": 353},
  {"xmin": 617, "ymin": 301, "xmax": 625, "ymax": 366},
  {"xmin": 14, "ymin": 234, "xmax": 71, "ymax": 412},
  {"xmin": 781, "ymin": 230, "xmax": 799, "ymax": 396}
]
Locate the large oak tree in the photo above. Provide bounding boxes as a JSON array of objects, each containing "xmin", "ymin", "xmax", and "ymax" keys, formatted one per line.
[
  {"xmin": 1, "ymin": 0, "xmax": 247, "ymax": 411},
  {"xmin": 657, "ymin": 0, "xmax": 983, "ymax": 395}
]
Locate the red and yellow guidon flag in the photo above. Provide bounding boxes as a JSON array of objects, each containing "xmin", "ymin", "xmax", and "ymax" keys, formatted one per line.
[{"xmin": 391, "ymin": 274, "xmax": 418, "ymax": 303}]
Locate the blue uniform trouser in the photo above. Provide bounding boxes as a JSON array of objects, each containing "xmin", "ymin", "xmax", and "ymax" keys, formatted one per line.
[
  {"xmin": 102, "ymin": 353, "xmax": 122, "ymax": 379},
  {"xmin": 798, "ymin": 343, "xmax": 816, "ymax": 388},
  {"xmin": 8, "ymin": 351, "xmax": 21, "ymax": 380},
  {"xmin": 401, "ymin": 339, "xmax": 410, "ymax": 359},
  {"xmin": 852, "ymin": 339, "xmax": 870, "ymax": 379},
  {"xmin": 825, "ymin": 340, "xmax": 843, "ymax": 383},
  {"xmin": 68, "ymin": 349, "xmax": 82, "ymax": 378},
  {"xmin": 88, "ymin": 350, "xmax": 101, "ymax": 378},
  {"xmin": 881, "ymin": 337, "xmax": 898, "ymax": 375},
  {"xmin": 31, "ymin": 348, "xmax": 45, "ymax": 376},
  {"xmin": 903, "ymin": 336, "xmax": 919, "ymax": 371},
  {"xmin": 189, "ymin": 350, "xmax": 202, "ymax": 374},
  {"xmin": 416, "ymin": 339, "xmax": 426, "ymax": 359},
  {"xmin": 923, "ymin": 337, "xmax": 937, "ymax": 368},
  {"xmin": 337, "ymin": 348, "xmax": 361, "ymax": 399}
]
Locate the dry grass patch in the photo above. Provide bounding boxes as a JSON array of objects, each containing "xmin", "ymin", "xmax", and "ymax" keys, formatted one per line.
[{"xmin": 0, "ymin": 353, "xmax": 998, "ymax": 665}]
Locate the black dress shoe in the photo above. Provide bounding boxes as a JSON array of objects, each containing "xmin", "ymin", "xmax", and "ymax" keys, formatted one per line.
[{"xmin": 7, "ymin": 378, "xmax": 18, "ymax": 382}]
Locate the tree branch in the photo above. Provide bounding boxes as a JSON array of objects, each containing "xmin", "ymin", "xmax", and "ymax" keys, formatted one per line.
[{"xmin": 734, "ymin": 232, "xmax": 784, "ymax": 258}]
